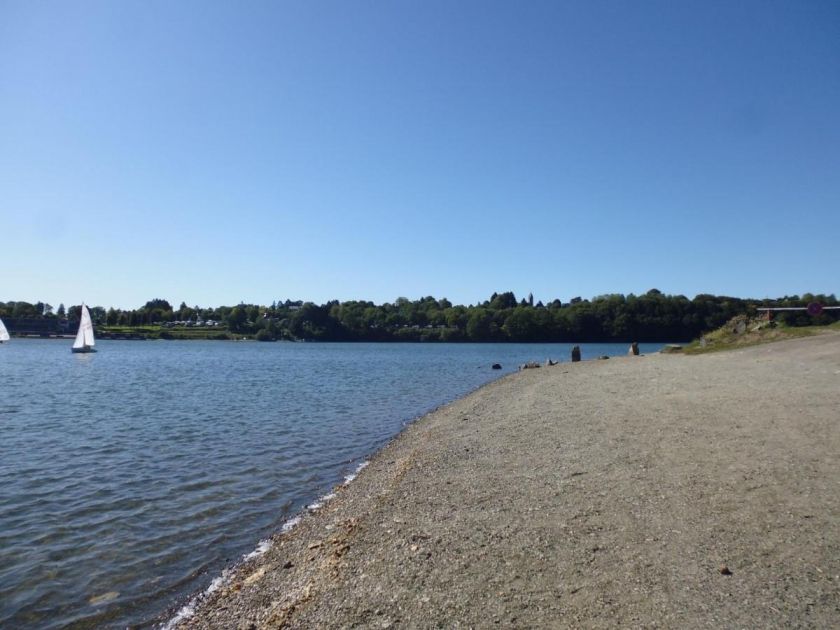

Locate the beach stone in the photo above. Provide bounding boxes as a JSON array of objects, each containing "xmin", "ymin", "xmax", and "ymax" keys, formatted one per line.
[
  {"xmin": 629, "ymin": 342, "xmax": 640, "ymax": 356},
  {"xmin": 571, "ymin": 346, "xmax": 581, "ymax": 362}
]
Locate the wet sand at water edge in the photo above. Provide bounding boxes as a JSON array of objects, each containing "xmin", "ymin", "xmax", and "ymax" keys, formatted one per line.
[{"xmin": 174, "ymin": 333, "xmax": 840, "ymax": 628}]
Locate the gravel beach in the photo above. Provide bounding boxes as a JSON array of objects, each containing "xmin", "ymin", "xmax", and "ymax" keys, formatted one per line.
[{"xmin": 175, "ymin": 333, "xmax": 840, "ymax": 629}]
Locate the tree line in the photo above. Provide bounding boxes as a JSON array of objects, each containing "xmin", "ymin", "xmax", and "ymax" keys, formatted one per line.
[{"xmin": 2, "ymin": 291, "xmax": 837, "ymax": 342}]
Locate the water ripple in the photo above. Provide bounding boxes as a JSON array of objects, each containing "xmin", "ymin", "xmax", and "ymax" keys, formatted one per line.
[{"xmin": 0, "ymin": 338, "xmax": 665, "ymax": 628}]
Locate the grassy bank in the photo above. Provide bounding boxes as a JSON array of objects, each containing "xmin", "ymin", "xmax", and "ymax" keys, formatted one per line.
[
  {"xmin": 684, "ymin": 316, "xmax": 840, "ymax": 354},
  {"xmin": 98, "ymin": 325, "xmax": 239, "ymax": 340}
]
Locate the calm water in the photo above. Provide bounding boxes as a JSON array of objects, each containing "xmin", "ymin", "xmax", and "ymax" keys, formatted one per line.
[{"xmin": 0, "ymin": 339, "xmax": 670, "ymax": 628}]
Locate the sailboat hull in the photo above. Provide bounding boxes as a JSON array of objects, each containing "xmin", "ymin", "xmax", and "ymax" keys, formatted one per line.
[{"xmin": 71, "ymin": 346, "xmax": 97, "ymax": 353}]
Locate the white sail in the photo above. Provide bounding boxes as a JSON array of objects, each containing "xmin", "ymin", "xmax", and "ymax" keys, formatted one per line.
[
  {"xmin": 0, "ymin": 317, "xmax": 9, "ymax": 342},
  {"xmin": 72, "ymin": 305, "xmax": 96, "ymax": 350}
]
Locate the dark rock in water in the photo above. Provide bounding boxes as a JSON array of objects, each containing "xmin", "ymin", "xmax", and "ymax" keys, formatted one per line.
[
  {"xmin": 571, "ymin": 346, "xmax": 581, "ymax": 362},
  {"xmin": 629, "ymin": 342, "xmax": 640, "ymax": 356},
  {"xmin": 491, "ymin": 363, "xmax": 502, "ymax": 370}
]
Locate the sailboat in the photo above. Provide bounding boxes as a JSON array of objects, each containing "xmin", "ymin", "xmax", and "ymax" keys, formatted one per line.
[
  {"xmin": 71, "ymin": 305, "xmax": 97, "ymax": 353},
  {"xmin": 0, "ymin": 317, "xmax": 9, "ymax": 343}
]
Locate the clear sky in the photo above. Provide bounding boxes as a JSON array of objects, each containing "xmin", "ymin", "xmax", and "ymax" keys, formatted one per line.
[{"xmin": 2, "ymin": 1, "xmax": 838, "ymax": 310}]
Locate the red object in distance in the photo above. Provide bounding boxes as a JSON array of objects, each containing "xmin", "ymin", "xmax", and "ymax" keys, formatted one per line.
[{"xmin": 807, "ymin": 302, "xmax": 823, "ymax": 316}]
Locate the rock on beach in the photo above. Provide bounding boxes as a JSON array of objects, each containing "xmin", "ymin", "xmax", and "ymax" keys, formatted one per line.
[{"xmin": 174, "ymin": 333, "xmax": 840, "ymax": 629}]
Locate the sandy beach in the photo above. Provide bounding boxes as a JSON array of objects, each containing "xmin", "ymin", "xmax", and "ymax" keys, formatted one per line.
[{"xmin": 175, "ymin": 333, "xmax": 840, "ymax": 628}]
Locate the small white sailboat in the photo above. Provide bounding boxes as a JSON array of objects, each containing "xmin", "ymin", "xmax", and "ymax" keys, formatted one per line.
[
  {"xmin": 0, "ymin": 317, "xmax": 9, "ymax": 343},
  {"xmin": 71, "ymin": 305, "xmax": 97, "ymax": 353}
]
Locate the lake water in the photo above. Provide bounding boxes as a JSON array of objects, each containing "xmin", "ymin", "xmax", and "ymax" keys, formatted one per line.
[{"xmin": 0, "ymin": 339, "xmax": 672, "ymax": 628}]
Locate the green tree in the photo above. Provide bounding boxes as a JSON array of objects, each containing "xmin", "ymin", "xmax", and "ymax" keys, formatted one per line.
[
  {"xmin": 12, "ymin": 302, "xmax": 38, "ymax": 318},
  {"xmin": 466, "ymin": 308, "xmax": 493, "ymax": 341},
  {"xmin": 489, "ymin": 292, "xmax": 517, "ymax": 310},
  {"xmin": 227, "ymin": 306, "xmax": 247, "ymax": 332},
  {"xmin": 144, "ymin": 298, "xmax": 173, "ymax": 311},
  {"xmin": 503, "ymin": 307, "xmax": 538, "ymax": 341},
  {"xmin": 255, "ymin": 328, "xmax": 276, "ymax": 341}
]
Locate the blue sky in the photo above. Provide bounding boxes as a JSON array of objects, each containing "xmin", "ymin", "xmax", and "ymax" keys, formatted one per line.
[{"xmin": 2, "ymin": 1, "xmax": 838, "ymax": 310}]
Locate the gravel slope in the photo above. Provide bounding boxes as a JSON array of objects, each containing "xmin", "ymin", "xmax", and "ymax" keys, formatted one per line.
[{"xmin": 175, "ymin": 333, "xmax": 840, "ymax": 629}]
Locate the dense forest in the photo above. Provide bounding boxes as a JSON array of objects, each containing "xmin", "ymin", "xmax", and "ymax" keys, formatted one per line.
[{"xmin": 2, "ymin": 291, "xmax": 837, "ymax": 342}]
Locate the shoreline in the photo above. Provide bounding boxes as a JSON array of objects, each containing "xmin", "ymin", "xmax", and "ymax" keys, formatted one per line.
[
  {"xmin": 9, "ymin": 335, "xmax": 691, "ymax": 344},
  {"xmin": 159, "ymin": 369, "xmax": 522, "ymax": 628},
  {"xmin": 170, "ymin": 334, "xmax": 840, "ymax": 628}
]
